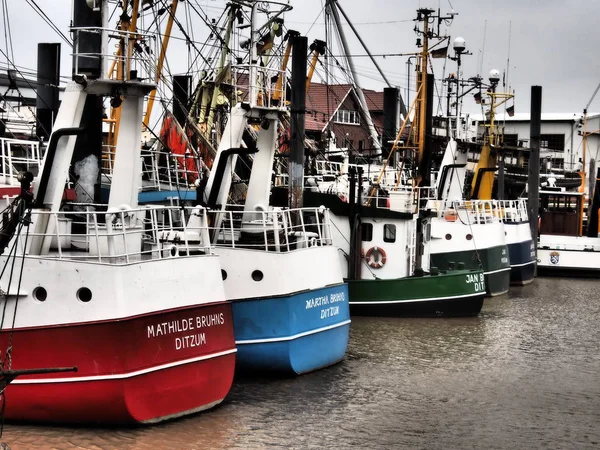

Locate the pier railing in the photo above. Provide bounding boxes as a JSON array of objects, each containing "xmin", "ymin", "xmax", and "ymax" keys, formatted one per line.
[{"xmin": 6, "ymin": 204, "xmax": 213, "ymax": 263}]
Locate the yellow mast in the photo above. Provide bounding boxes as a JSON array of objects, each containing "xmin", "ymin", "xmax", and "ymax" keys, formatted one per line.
[
  {"xmin": 143, "ymin": 0, "xmax": 179, "ymax": 128},
  {"xmin": 365, "ymin": 8, "xmax": 443, "ymax": 204},
  {"xmin": 469, "ymin": 72, "xmax": 514, "ymax": 200},
  {"xmin": 416, "ymin": 14, "xmax": 429, "ymax": 171},
  {"xmin": 105, "ymin": 0, "xmax": 140, "ymax": 164}
]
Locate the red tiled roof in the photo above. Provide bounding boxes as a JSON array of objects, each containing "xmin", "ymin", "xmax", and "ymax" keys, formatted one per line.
[
  {"xmin": 305, "ymin": 83, "xmax": 352, "ymax": 131},
  {"xmin": 305, "ymin": 82, "xmax": 384, "ymax": 131},
  {"xmin": 361, "ymin": 88, "xmax": 384, "ymax": 111}
]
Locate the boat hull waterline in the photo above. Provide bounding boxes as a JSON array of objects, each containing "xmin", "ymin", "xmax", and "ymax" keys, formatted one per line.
[
  {"xmin": 1, "ymin": 302, "xmax": 236, "ymax": 424},
  {"xmin": 507, "ymin": 240, "xmax": 536, "ymax": 285},
  {"xmin": 430, "ymin": 245, "xmax": 511, "ymax": 297},
  {"xmin": 348, "ymin": 270, "xmax": 486, "ymax": 317},
  {"xmin": 233, "ymin": 283, "xmax": 350, "ymax": 374}
]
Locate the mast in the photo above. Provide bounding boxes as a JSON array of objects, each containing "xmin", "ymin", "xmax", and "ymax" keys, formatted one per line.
[
  {"xmin": 326, "ymin": 0, "xmax": 382, "ymax": 157},
  {"xmin": 412, "ymin": 8, "xmax": 455, "ymax": 184},
  {"xmin": 468, "ymin": 70, "xmax": 514, "ymax": 200},
  {"xmin": 528, "ymin": 86, "xmax": 541, "ymax": 258},
  {"xmin": 289, "ymin": 35, "xmax": 308, "ymax": 215},
  {"xmin": 143, "ymin": 0, "xmax": 179, "ymax": 128}
]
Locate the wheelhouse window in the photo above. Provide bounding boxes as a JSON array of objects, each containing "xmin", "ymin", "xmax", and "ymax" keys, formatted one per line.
[
  {"xmin": 540, "ymin": 134, "xmax": 565, "ymax": 152},
  {"xmin": 362, "ymin": 223, "xmax": 373, "ymax": 242},
  {"xmin": 334, "ymin": 109, "xmax": 361, "ymax": 125},
  {"xmin": 383, "ymin": 224, "xmax": 396, "ymax": 243},
  {"xmin": 503, "ymin": 133, "xmax": 518, "ymax": 147}
]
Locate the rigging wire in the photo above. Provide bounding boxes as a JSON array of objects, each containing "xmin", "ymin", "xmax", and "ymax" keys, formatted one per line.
[
  {"xmin": 25, "ymin": 0, "xmax": 73, "ymax": 48},
  {"xmin": 1, "ymin": 0, "xmax": 15, "ymax": 66}
]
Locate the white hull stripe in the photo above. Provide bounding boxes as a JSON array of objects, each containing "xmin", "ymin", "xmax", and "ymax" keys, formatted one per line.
[
  {"xmin": 484, "ymin": 267, "xmax": 512, "ymax": 275},
  {"xmin": 12, "ymin": 349, "xmax": 237, "ymax": 385},
  {"xmin": 235, "ymin": 320, "xmax": 351, "ymax": 345},
  {"xmin": 538, "ymin": 264, "xmax": 600, "ymax": 270},
  {"xmin": 538, "ymin": 249, "xmax": 600, "ymax": 254},
  {"xmin": 510, "ymin": 260, "xmax": 537, "ymax": 268},
  {"xmin": 350, "ymin": 291, "xmax": 484, "ymax": 305}
]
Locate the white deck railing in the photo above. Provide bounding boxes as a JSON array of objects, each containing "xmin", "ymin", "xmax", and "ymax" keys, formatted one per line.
[
  {"xmin": 206, "ymin": 206, "xmax": 333, "ymax": 252},
  {"xmin": 102, "ymin": 143, "xmax": 199, "ymax": 192},
  {"xmin": 496, "ymin": 199, "xmax": 529, "ymax": 222},
  {"xmin": 0, "ymin": 138, "xmax": 43, "ymax": 184},
  {"xmin": 5, "ymin": 204, "xmax": 213, "ymax": 264},
  {"xmin": 439, "ymin": 199, "xmax": 503, "ymax": 224},
  {"xmin": 71, "ymin": 27, "xmax": 160, "ymax": 81},
  {"xmin": 232, "ymin": 64, "xmax": 288, "ymax": 108}
]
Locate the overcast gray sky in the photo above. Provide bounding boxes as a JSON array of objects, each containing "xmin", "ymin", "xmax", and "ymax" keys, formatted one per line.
[{"xmin": 3, "ymin": 0, "xmax": 600, "ymax": 115}]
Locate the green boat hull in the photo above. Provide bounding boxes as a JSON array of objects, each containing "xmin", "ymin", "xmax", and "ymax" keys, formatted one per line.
[
  {"xmin": 348, "ymin": 269, "xmax": 486, "ymax": 317},
  {"xmin": 430, "ymin": 245, "xmax": 511, "ymax": 297}
]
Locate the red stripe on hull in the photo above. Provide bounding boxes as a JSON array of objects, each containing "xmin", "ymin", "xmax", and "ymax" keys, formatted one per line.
[
  {"xmin": 0, "ymin": 302, "xmax": 236, "ymax": 424},
  {"xmin": 0, "ymin": 187, "xmax": 21, "ymax": 197}
]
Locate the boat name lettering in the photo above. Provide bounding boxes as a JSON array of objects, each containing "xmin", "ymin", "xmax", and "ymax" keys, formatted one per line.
[
  {"xmin": 305, "ymin": 292, "xmax": 346, "ymax": 310},
  {"xmin": 147, "ymin": 313, "xmax": 225, "ymax": 339},
  {"xmin": 175, "ymin": 333, "xmax": 207, "ymax": 350},
  {"xmin": 501, "ymin": 257, "xmax": 509, "ymax": 264},
  {"xmin": 465, "ymin": 273, "xmax": 484, "ymax": 284},
  {"xmin": 329, "ymin": 292, "xmax": 346, "ymax": 303},
  {"xmin": 321, "ymin": 306, "xmax": 340, "ymax": 319},
  {"xmin": 465, "ymin": 273, "xmax": 485, "ymax": 292}
]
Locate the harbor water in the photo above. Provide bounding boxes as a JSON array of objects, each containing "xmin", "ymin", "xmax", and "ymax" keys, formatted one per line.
[{"xmin": 3, "ymin": 277, "xmax": 600, "ymax": 449}]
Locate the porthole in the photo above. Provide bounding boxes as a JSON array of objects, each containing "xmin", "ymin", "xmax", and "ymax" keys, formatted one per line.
[
  {"xmin": 466, "ymin": 234, "xmax": 473, "ymax": 240},
  {"xmin": 33, "ymin": 286, "xmax": 47, "ymax": 302},
  {"xmin": 221, "ymin": 269, "xmax": 228, "ymax": 281},
  {"xmin": 445, "ymin": 233, "xmax": 452, "ymax": 240},
  {"xmin": 77, "ymin": 287, "xmax": 92, "ymax": 303},
  {"xmin": 251, "ymin": 270, "xmax": 264, "ymax": 282}
]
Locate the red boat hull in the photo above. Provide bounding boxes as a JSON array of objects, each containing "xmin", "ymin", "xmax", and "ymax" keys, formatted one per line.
[{"xmin": 0, "ymin": 302, "xmax": 236, "ymax": 424}]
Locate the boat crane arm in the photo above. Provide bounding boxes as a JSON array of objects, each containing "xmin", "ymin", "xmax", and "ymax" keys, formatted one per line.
[
  {"xmin": 306, "ymin": 39, "xmax": 327, "ymax": 94},
  {"xmin": 584, "ymin": 81, "xmax": 600, "ymax": 112}
]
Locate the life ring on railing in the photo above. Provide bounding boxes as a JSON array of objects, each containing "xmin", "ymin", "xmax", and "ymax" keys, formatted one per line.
[
  {"xmin": 167, "ymin": 244, "xmax": 180, "ymax": 258},
  {"xmin": 444, "ymin": 208, "xmax": 458, "ymax": 222},
  {"xmin": 365, "ymin": 246, "xmax": 387, "ymax": 269}
]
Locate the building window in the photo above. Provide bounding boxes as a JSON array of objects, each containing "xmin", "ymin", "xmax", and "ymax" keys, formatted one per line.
[
  {"xmin": 540, "ymin": 134, "xmax": 565, "ymax": 152},
  {"xmin": 383, "ymin": 224, "xmax": 396, "ymax": 243},
  {"xmin": 358, "ymin": 140, "xmax": 364, "ymax": 150},
  {"xmin": 549, "ymin": 157, "xmax": 565, "ymax": 169},
  {"xmin": 334, "ymin": 109, "xmax": 361, "ymax": 125},
  {"xmin": 361, "ymin": 223, "xmax": 373, "ymax": 242}
]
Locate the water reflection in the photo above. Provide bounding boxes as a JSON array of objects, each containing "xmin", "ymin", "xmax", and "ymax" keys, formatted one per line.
[{"xmin": 3, "ymin": 277, "xmax": 600, "ymax": 449}]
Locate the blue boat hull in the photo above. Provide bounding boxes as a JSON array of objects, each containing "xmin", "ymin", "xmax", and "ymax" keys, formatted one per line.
[
  {"xmin": 233, "ymin": 284, "xmax": 350, "ymax": 374},
  {"xmin": 508, "ymin": 239, "xmax": 536, "ymax": 285}
]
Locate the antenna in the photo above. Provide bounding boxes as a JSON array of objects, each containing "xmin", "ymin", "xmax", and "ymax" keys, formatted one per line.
[
  {"xmin": 504, "ymin": 21, "xmax": 512, "ymax": 89},
  {"xmin": 478, "ymin": 19, "xmax": 487, "ymax": 76}
]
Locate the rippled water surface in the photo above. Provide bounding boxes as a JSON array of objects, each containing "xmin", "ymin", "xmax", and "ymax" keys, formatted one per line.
[{"xmin": 3, "ymin": 277, "xmax": 600, "ymax": 449}]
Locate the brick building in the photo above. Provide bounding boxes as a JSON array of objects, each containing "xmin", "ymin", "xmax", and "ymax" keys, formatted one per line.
[{"xmin": 305, "ymin": 82, "xmax": 385, "ymax": 156}]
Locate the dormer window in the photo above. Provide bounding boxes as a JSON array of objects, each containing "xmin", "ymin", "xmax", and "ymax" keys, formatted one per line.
[{"xmin": 334, "ymin": 109, "xmax": 360, "ymax": 125}]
